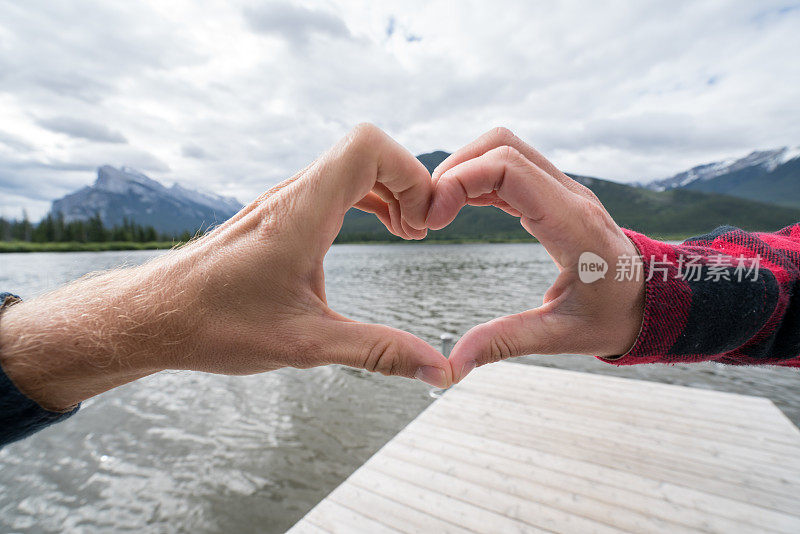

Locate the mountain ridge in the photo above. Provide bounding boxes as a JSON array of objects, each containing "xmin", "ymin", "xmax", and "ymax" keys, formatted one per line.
[
  {"xmin": 640, "ymin": 146, "xmax": 800, "ymax": 209},
  {"xmin": 50, "ymin": 165, "xmax": 242, "ymax": 235},
  {"xmin": 45, "ymin": 150, "xmax": 800, "ymax": 242},
  {"xmin": 338, "ymin": 151, "xmax": 800, "ymax": 241}
]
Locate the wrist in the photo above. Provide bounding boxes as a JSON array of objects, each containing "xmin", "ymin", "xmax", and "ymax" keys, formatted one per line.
[
  {"xmin": 618, "ymin": 232, "xmax": 646, "ymax": 353},
  {"xmin": 590, "ymin": 229, "xmax": 645, "ymax": 359}
]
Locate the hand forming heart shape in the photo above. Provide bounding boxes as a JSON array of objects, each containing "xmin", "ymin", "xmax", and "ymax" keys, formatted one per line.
[
  {"xmin": 425, "ymin": 128, "xmax": 644, "ymax": 382},
  {"xmin": 0, "ymin": 124, "xmax": 647, "ymax": 413},
  {"xmin": 129, "ymin": 124, "xmax": 644, "ymax": 391}
]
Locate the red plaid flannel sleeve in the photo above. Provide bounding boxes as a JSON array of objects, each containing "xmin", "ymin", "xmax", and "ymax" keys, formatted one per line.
[{"xmin": 601, "ymin": 224, "xmax": 800, "ymax": 367}]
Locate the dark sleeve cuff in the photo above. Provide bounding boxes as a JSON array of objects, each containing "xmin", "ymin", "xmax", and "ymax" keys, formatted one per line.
[{"xmin": 0, "ymin": 292, "xmax": 80, "ymax": 448}]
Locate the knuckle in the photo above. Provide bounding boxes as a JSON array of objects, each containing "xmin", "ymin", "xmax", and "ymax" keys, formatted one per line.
[
  {"xmin": 486, "ymin": 320, "xmax": 520, "ymax": 362},
  {"xmin": 573, "ymin": 182, "xmax": 602, "ymax": 205},
  {"xmin": 496, "ymin": 145, "xmax": 523, "ymax": 164},
  {"xmin": 490, "ymin": 126, "xmax": 517, "ymax": 144},
  {"xmin": 254, "ymin": 197, "xmax": 286, "ymax": 241},
  {"xmin": 565, "ymin": 176, "xmax": 603, "ymax": 207},
  {"xmin": 581, "ymin": 197, "xmax": 611, "ymax": 225},
  {"xmin": 361, "ymin": 338, "xmax": 397, "ymax": 376},
  {"xmin": 350, "ymin": 122, "xmax": 384, "ymax": 148},
  {"xmin": 487, "ymin": 334, "xmax": 515, "ymax": 363}
]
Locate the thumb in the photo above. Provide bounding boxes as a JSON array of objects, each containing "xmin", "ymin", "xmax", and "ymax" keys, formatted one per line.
[
  {"xmin": 312, "ymin": 317, "xmax": 452, "ymax": 388},
  {"xmin": 448, "ymin": 305, "xmax": 569, "ymax": 382}
]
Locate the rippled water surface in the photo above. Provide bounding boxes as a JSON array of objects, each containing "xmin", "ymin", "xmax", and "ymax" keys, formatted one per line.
[{"xmin": 1, "ymin": 244, "xmax": 798, "ymax": 533}]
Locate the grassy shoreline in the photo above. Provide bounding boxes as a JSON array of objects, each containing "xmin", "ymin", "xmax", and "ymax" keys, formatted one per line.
[
  {"xmin": 0, "ymin": 233, "xmax": 696, "ymax": 252},
  {"xmin": 0, "ymin": 241, "xmax": 182, "ymax": 253}
]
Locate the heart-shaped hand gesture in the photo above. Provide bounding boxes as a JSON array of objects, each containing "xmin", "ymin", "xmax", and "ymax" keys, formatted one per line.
[
  {"xmin": 164, "ymin": 125, "xmax": 643, "ymax": 388},
  {"xmin": 0, "ymin": 124, "xmax": 646, "ymax": 412}
]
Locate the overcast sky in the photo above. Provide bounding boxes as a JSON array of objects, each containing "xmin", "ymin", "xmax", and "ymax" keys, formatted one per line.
[{"xmin": 1, "ymin": 0, "xmax": 799, "ymax": 219}]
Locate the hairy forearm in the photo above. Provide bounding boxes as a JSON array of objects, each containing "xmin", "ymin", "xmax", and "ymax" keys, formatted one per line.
[
  {"xmin": 0, "ymin": 259, "xmax": 197, "ymax": 411},
  {"xmin": 0, "ymin": 125, "xmax": 459, "ymax": 424}
]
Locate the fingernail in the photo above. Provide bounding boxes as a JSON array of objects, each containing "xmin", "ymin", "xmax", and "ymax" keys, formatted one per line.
[
  {"xmin": 415, "ymin": 366, "xmax": 447, "ymax": 388},
  {"xmin": 425, "ymin": 197, "xmax": 444, "ymax": 228},
  {"xmin": 425, "ymin": 199, "xmax": 438, "ymax": 226},
  {"xmin": 459, "ymin": 360, "xmax": 476, "ymax": 382}
]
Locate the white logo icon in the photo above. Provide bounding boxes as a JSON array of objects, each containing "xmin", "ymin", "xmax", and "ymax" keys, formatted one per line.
[{"xmin": 578, "ymin": 252, "xmax": 607, "ymax": 283}]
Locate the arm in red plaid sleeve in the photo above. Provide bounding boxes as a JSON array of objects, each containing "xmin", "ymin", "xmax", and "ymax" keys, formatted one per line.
[{"xmin": 603, "ymin": 224, "xmax": 800, "ymax": 367}]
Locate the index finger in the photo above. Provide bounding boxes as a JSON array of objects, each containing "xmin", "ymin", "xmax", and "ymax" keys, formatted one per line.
[
  {"xmin": 434, "ymin": 127, "xmax": 598, "ymax": 204},
  {"xmin": 304, "ymin": 123, "xmax": 433, "ymax": 232},
  {"xmin": 428, "ymin": 145, "xmax": 584, "ymax": 266}
]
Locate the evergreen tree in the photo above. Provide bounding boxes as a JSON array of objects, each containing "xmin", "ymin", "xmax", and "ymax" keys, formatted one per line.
[
  {"xmin": 0, "ymin": 211, "xmax": 210, "ymax": 245},
  {"xmin": 13, "ymin": 210, "xmax": 33, "ymax": 241},
  {"xmin": 55, "ymin": 212, "xmax": 65, "ymax": 242},
  {"xmin": 0, "ymin": 217, "xmax": 11, "ymax": 241},
  {"xmin": 86, "ymin": 212, "xmax": 107, "ymax": 242},
  {"xmin": 143, "ymin": 226, "xmax": 157, "ymax": 242},
  {"xmin": 33, "ymin": 213, "xmax": 57, "ymax": 242}
]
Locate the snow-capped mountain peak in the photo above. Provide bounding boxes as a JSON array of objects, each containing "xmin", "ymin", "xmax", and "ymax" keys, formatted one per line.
[
  {"xmin": 647, "ymin": 146, "xmax": 800, "ymax": 192},
  {"xmin": 776, "ymin": 145, "xmax": 800, "ymax": 169},
  {"xmin": 94, "ymin": 164, "xmax": 165, "ymax": 195}
]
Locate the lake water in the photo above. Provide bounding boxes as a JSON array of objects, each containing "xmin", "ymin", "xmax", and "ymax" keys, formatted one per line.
[{"xmin": 1, "ymin": 244, "xmax": 798, "ymax": 533}]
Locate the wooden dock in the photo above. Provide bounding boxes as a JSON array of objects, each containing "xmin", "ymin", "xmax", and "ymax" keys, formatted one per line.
[{"xmin": 288, "ymin": 362, "xmax": 800, "ymax": 533}]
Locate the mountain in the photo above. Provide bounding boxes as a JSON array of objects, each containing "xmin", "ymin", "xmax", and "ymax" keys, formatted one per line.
[
  {"xmin": 566, "ymin": 173, "xmax": 800, "ymax": 236},
  {"xmin": 644, "ymin": 146, "xmax": 800, "ymax": 209},
  {"xmin": 47, "ymin": 153, "xmax": 800, "ymax": 243},
  {"xmin": 50, "ymin": 166, "xmax": 242, "ymax": 235},
  {"xmin": 417, "ymin": 150, "xmax": 450, "ymax": 174},
  {"xmin": 338, "ymin": 151, "xmax": 800, "ymax": 241}
]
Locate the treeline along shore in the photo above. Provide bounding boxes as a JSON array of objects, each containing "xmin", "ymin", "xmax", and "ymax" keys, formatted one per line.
[
  {"xmin": 6, "ymin": 151, "xmax": 800, "ymax": 253},
  {"xmin": 0, "ymin": 211, "xmax": 700, "ymax": 254},
  {"xmin": 0, "ymin": 213, "xmax": 194, "ymax": 252},
  {"xmin": 4, "ymin": 189, "xmax": 800, "ymax": 253}
]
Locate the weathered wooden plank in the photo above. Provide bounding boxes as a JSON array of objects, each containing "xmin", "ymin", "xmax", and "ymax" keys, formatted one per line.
[
  {"xmin": 290, "ymin": 362, "xmax": 800, "ymax": 533},
  {"xmin": 350, "ymin": 467, "xmax": 541, "ymax": 533},
  {"xmin": 366, "ymin": 453, "xmax": 623, "ymax": 534},
  {"xmin": 469, "ymin": 365, "xmax": 799, "ymax": 439},
  {"xmin": 286, "ymin": 520, "xmax": 329, "ymax": 534},
  {"xmin": 472, "ymin": 363, "xmax": 780, "ymax": 419},
  {"xmin": 417, "ymin": 403, "xmax": 799, "ymax": 514},
  {"xmin": 301, "ymin": 500, "xmax": 401, "ymax": 533},
  {"xmin": 454, "ymin": 378, "xmax": 800, "ymax": 452},
  {"xmin": 328, "ymin": 483, "xmax": 473, "ymax": 534},
  {"xmin": 444, "ymin": 387, "xmax": 800, "ymax": 472},
  {"xmin": 397, "ymin": 427, "xmax": 797, "ymax": 533},
  {"xmin": 380, "ymin": 439, "xmax": 692, "ymax": 533},
  {"xmin": 483, "ymin": 363, "xmax": 785, "ymax": 410}
]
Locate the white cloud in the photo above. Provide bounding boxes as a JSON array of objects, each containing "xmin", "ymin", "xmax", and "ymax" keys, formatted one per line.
[
  {"xmin": 36, "ymin": 116, "xmax": 128, "ymax": 143},
  {"xmin": 243, "ymin": 2, "xmax": 352, "ymax": 48},
  {"xmin": 181, "ymin": 143, "xmax": 210, "ymax": 159},
  {"xmin": 0, "ymin": 0, "xmax": 798, "ymax": 219}
]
